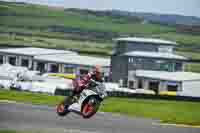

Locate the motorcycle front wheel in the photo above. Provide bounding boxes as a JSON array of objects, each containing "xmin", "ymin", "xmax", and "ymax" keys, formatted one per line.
[{"xmin": 82, "ymin": 97, "xmax": 100, "ymax": 119}]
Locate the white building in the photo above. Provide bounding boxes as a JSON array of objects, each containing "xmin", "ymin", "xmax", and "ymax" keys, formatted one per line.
[
  {"xmin": 0, "ymin": 47, "xmax": 110, "ymax": 79},
  {"xmin": 34, "ymin": 53, "xmax": 110, "ymax": 78},
  {"xmin": 0, "ymin": 47, "xmax": 76, "ymax": 68},
  {"xmin": 135, "ymin": 70, "xmax": 200, "ymax": 97}
]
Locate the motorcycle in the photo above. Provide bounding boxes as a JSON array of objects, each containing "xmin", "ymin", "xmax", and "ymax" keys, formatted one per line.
[{"xmin": 56, "ymin": 79, "xmax": 107, "ymax": 119}]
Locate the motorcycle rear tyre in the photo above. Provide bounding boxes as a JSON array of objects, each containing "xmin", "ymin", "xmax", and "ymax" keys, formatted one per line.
[{"xmin": 56, "ymin": 97, "xmax": 72, "ymax": 116}]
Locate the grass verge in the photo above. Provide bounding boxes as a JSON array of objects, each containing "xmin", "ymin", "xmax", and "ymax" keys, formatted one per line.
[
  {"xmin": 0, "ymin": 129, "xmax": 25, "ymax": 133},
  {"xmin": 0, "ymin": 129, "xmax": 44, "ymax": 133},
  {"xmin": 0, "ymin": 89, "xmax": 200, "ymax": 125},
  {"xmin": 0, "ymin": 130, "xmax": 16, "ymax": 133}
]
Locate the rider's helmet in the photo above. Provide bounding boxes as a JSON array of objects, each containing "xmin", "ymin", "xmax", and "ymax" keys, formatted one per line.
[{"xmin": 93, "ymin": 65, "xmax": 103, "ymax": 81}]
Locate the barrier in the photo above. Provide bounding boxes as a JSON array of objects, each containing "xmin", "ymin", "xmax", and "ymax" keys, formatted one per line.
[
  {"xmin": 54, "ymin": 89, "xmax": 73, "ymax": 96},
  {"xmin": 106, "ymin": 91, "xmax": 200, "ymax": 102},
  {"xmin": 9, "ymin": 88, "xmax": 200, "ymax": 102}
]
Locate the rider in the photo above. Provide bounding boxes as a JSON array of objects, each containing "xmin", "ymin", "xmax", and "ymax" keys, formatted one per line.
[{"xmin": 66, "ymin": 65, "xmax": 103, "ymax": 101}]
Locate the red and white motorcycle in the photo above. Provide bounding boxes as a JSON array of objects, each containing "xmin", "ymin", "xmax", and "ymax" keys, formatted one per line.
[{"xmin": 56, "ymin": 80, "xmax": 107, "ymax": 119}]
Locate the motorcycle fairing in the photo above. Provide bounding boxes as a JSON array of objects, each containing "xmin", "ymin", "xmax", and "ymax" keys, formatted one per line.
[{"xmin": 68, "ymin": 89, "xmax": 98, "ymax": 113}]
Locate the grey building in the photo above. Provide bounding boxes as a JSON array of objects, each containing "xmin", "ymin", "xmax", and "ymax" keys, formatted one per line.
[{"xmin": 111, "ymin": 37, "xmax": 188, "ymax": 88}]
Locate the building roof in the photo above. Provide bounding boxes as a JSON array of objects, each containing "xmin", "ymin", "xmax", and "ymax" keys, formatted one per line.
[
  {"xmin": 136, "ymin": 70, "xmax": 200, "ymax": 81},
  {"xmin": 114, "ymin": 37, "xmax": 177, "ymax": 45},
  {"xmin": 34, "ymin": 54, "xmax": 110, "ymax": 67},
  {"xmin": 0, "ymin": 47, "xmax": 76, "ymax": 56},
  {"xmin": 123, "ymin": 51, "xmax": 187, "ymax": 60}
]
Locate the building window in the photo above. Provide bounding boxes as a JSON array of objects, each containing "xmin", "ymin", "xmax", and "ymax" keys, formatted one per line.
[
  {"xmin": 128, "ymin": 58, "xmax": 134, "ymax": 63},
  {"xmin": 119, "ymin": 79, "xmax": 123, "ymax": 87},
  {"xmin": 21, "ymin": 58, "xmax": 29, "ymax": 67},
  {"xmin": 37, "ymin": 62, "xmax": 45, "ymax": 73},
  {"xmin": 123, "ymin": 78, "xmax": 128, "ymax": 87},
  {"xmin": 175, "ymin": 62, "xmax": 183, "ymax": 71},
  {"xmin": 155, "ymin": 60, "xmax": 174, "ymax": 72},
  {"xmin": 135, "ymin": 58, "xmax": 143, "ymax": 69},
  {"xmin": 167, "ymin": 85, "xmax": 178, "ymax": 92},
  {"xmin": 131, "ymin": 58, "xmax": 133, "ymax": 63},
  {"xmin": 158, "ymin": 46, "xmax": 173, "ymax": 53},
  {"xmin": 167, "ymin": 81, "xmax": 179, "ymax": 91},
  {"xmin": 0, "ymin": 55, "xmax": 3, "ymax": 64},
  {"xmin": 64, "ymin": 67, "xmax": 74, "ymax": 74},
  {"xmin": 50, "ymin": 64, "xmax": 59, "ymax": 73},
  {"xmin": 64, "ymin": 64, "xmax": 76, "ymax": 74},
  {"xmin": 9, "ymin": 56, "xmax": 16, "ymax": 66}
]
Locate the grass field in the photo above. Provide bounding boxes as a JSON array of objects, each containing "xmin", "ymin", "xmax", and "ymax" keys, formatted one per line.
[
  {"xmin": 0, "ymin": 1, "xmax": 174, "ymax": 34},
  {"xmin": 0, "ymin": 1, "xmax": 200, "ymax": 55},
  {"xmin": 0, "ymin": 1, "xmax": 200, "ymax": 45},
  {"xmin": 0, "ymin": 33, "xmax": 113, "ymax": 55},
  {"xmin": 0, "ymin": 89, "xmax": 200, "ymax": 125},
  {"xmin": 176, "ymin": 51, "xmax": 200, "ymax": 73},
  {"xmin": 0, "ymin": 130, "xmax": 23, "ymax": 133},
  {"xmin": 0, "ymin": 129, "xmax": 40, "ymax": 133}
]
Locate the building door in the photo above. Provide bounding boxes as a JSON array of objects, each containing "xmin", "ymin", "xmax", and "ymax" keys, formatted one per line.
[
  {"xmin": 0, "ymin": 55, "xmax": 3, "ymax": 64},
  {"xmin": 104, "ymin": 76, "xmax": 109, "ymax": 82},
  {"xmin": 137, "ymin": 79, "xmax": 143, "ymax": 89},
  {"xmin": 129, "ymin": 80, "xmax": 134, "ymax": 89},
  {"xmin": 149, "ymin": 80, "xmax": 159, "ymax": 94}
]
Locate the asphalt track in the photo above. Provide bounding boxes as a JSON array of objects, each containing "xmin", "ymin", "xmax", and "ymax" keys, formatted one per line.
[{"xmin": 0, "ymin": 102, "xmax": 199, "ymax": 133}]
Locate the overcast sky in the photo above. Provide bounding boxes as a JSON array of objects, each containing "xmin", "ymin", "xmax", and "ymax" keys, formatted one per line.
[{"xmin": 3, "ymin": 0, "xmax": 200, "ymax": 17}]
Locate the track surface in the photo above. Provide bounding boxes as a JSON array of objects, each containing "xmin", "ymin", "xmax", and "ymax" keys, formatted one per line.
[{"xmin": 0, "ymin": 102, "xmax": 199, "ymax": 133}]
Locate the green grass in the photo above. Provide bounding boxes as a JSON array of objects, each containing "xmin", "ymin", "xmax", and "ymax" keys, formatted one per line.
[
  {"xmin": 0, "ymin": 130, "xmax": 19, "ymax": 133},
  {"xmin": 176, "ymin": 51, "xmax": 200, "ymax": 60},
  {"xmin": 0, "ymin": 1, "xmax": 200, "ymax": 43},
  {"xmin": 0, "ymin": 130, "xmax": 28, "ymax": 133},
  {"xmin": 0, "ymin": 129, "xmax": 45, "ymax": 133},
  {"xmin": 154, "ymin": 33, "xmax": 200, "ymax": 46},
  {"xmin": 185, "ymin": 63, "xmax": 200, "ymax": 73},
  {"xmin": 1, "ymin": 1, "xmax": 200, "ymax": 56},
  {"xmin": 0, "ymin": 89, "xmax": 200, "ymax": 125},
  {"xmin": 100, "ymin": 97, "xmax": 200, "ymax": 125},
  {"xmin": 0, "ymin": 89, "xmax": 64, "ymax": 106},
  {"xmin": 0, "ymin": 33, "xmax": 113, "ymax": 55},
  {"xmin": 176, "ymin": 51, "xmax": 200, "ymax": 73},
  {"xmin": 0, "ymin": 1, "xmax": 174, "ymax": 34}
]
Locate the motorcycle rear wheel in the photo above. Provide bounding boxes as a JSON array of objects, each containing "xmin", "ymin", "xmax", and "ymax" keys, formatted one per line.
[{"xmin": 56, "ymin": 97, "xmax": 73, "ymax": 116}]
